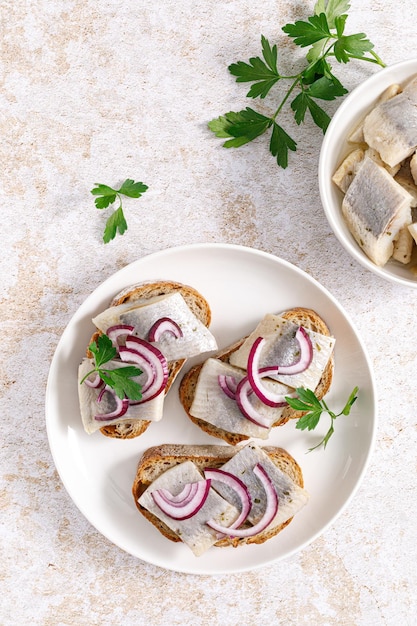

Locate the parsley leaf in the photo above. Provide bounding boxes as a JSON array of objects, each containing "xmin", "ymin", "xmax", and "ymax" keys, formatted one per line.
[
  {"xmin": 90, "ymin": 179, "xmax": 148, "ymax": 243},
  {"xmin": 208, "ymin": 108, "xmax": 271, "ymax": 148},
  {"xmin": 269, "ymin": 122, "xmax": 297, "ymax": 168},
  {"xmin": 103, "ymin": 206, "xmax": 128, "ymax": 244},
  {"xmin": 118, "ymin": 179, "xmax": 149, "ymax": 198},
  {"xmin": 334, "ymin": 32, "xmax": 375, "ymax": 63},
  {"xmin": 291, "ymin": 76, "xmax": 347, "ymax": 131},
  {"xmin": 209, "ymin": 2, "xmax": 385, "ymax": 168},
  {"xmin": 228, "ymin": 35, "xmax": 280, "ymax": 99},
  {"xmin": 99, "ymin": 366, "xmax": 143, "ymax": 402},
  {"xmin": 282, "ymin": 13, "xmax": 332, "ymax": 48},
  {"xmin": 88, "ymin": 334, "xmax": 117, "ymax": 368},
  {"xmin": 305, "ymin": 75, "xmax": 348, "ymax": 100},
  {"xmin": 314, "ymin": 0, "xmax": 351, "ymax": 26},
  {"xmin": 80, "ymin": 334, "xmax": 143, "ymax": 401},
  {"xmin": 304, "ymin": 98, "xmax": 331, "ymax": 132},
  {"xmin": 286, "ymin": 386, "xmax": 359, "ymax": 451},
  {"xmin": 91, "ymin": 184, "xmax": 118, "ymax": 209},
  {"xmin": 291, "ymin": 92, "xmax": 328, "ymax": 131}
]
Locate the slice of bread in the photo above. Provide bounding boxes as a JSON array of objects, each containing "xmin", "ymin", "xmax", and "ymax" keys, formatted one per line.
[
  {"xmin": 179, "ymin": 307, "xmax": 334, "ymax": 445},
  {"xmin": 86, "ymin": 280, "xmax": 213, "ymax": 439},
  {"xmin": 132, "ymin": 443, "xmax": 304, "ymax": 548}
]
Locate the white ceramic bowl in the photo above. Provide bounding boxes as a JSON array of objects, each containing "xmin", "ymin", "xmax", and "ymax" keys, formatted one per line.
[{"xmin": 319, "ymin": 58, "xmax": 417, "ymax": 288}]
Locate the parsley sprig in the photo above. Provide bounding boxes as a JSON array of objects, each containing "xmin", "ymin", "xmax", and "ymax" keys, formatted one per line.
[
  {"xmin": 80, "ymin": 334, "xmax": 143, "ymax": 401},
  {"xmin": 286, "ymin": 385, "xmax": 359, "ymax": 451},
  {"xmin": 91, "ymin": 179, "xmax": 148, "ymax": 243},
  {"xmin": 209, "ymin": 0, "xmax": 385, "ymax": 168}
]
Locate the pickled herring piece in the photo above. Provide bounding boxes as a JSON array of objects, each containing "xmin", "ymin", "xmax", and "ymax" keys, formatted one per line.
[
  {"xmin": 363, "ymin": 77, "xmax": 417, "ymax": 167},
  {"xmin": 342, "ymin": 156, "xmax": 413, "ymax": 266}
]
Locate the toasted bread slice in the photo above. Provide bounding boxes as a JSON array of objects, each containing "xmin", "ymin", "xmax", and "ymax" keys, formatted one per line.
[
  {"xmin": 86, "ymin": 280, "xmax": 213, "ymax": 439},
  {"xmin": 179, "ymin": 307, "xmax": 334, "ymax": 445},
  {"xmin": 132, "ymin": 443, "xmax": 304, "ymax": 548}
]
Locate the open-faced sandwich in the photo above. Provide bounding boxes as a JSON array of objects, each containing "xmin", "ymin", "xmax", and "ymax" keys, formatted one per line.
[
  {"xmin": 133, "ymin": 443, "xmax": 309, "ymax": 556},
  {"xmin": 78, "ymin": 280, "xmax": 218, "ymax": 438},
  {"xmin": 179, "ymin": 308, "xmax": 335, "ymax": 444}
]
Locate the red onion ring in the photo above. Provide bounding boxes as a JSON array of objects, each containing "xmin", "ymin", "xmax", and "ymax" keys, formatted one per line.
[
  {"xmin": 148, "ymin": 317, "xmax": 183, "ymax": 342},
  {"xmin": 218, "ymin": 374, "xmax": 238, "ymax": 400},
  {"xmin": 122, "ymin": 336, "xmax": 169, "ymax": 403},
  {"xmin": 247, "ymin": 337, "xmax": 292, "ymax": 407},
  {"xmin": 158, "ymin": 482, "xmax": 196, "ymax": 506},
  {"xmin": 83, "ymin": 373, "xmax": 104, "ymax": 389},
  {"xmin": 106, "ymin": 324, "xmax": 135, "ymax": 346},
  {"xmin": 206, "ymin": 464, "xmax": 278, "ymax": 537},
  {"xmin": 151, "ymin": 479, "xmax": 211, "ymax": 520},
  {"xmin": 204, "ymin": 468, "xmax": 251, "ymax": 529},
  {"xmin": 97, "ymin": 385, "xmax": 106, "ymax": 403},
  {"xmin": 118, "ymin": 346, "xmax": 155, "ymax": 394},
  {"xmin": 276, "ymin": 327, "xmax": 313, "ymax": 375},
  {"xmin": 94, "ymin": 386, "xmax": 129, "ymax": 421},
  {"xmin": 235, "ymin": 377, "xmax": 273, "ymax": 428}
]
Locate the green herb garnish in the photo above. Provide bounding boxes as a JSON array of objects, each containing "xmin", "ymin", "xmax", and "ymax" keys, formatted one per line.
[
  {"xmin": 285, "ymin": 385, "xmax": 359, "ymax": 451},
  {"xmin": 91, "ymin": 179, "xmax": 148, "ymax": 243},
  {"xmin": 80, "ymin": 334, "xmax": 143, "ymax": 401},
  {"xmin": 209, "ymin": 0, "xmax": 385, "ymax": 168}
]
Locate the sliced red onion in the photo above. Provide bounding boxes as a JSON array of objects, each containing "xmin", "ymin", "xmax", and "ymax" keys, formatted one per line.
[
  {"xmin": 204, "ymin": 468, "xmax": 251, "ymax": 529},
  {"xmin": 122, "ymin": 336, "xmax": 169, "ymax": 403},
  {"xmin": 118, "ymin": 346, "xmax": 155, "ymax": 394},
  {"xmin": 83, "ymin": 373, "xmax": 104, "ymax": 389},
  {"xmin": 148, "ymin": 317, "xmax": 183, "ymax": 342},
  {"xmin": 97, "ymin": 385, "xmax": 106, "ymax": 403},
  {"xmin": 235, "ymin": 377, "xmax": 273, "ymax": 429},
  {"xmin": 151, "ymin": 479, "xmax": 211, "ymax": 520},
  {"xmin": 207, "ymin": 464, "xmax": 278, "ymax": 537},
  {"xmin": 125, "ymin": 335, "xmax": 168, "ymax": 361},
  {"xmin": 106, "ymin": 324, "xmax": 135, "ymax": 346},
  {"xmin": 159, "ymin": 482, "xmax": 196, "ymax": 506},
  {"xmin": 276, "ymin": 327, "xmax": 313, "ymax": 375},
  {"xmin": 218, "ymin": 374, "xmax": 238, "ymax": 400},
  {"xmin": 247, "ymin": 337, "xmax": 291, "ymax": 407},
  {"xmin": 94, "ymin": 386, "xmax": 129, "ymax": 421}
]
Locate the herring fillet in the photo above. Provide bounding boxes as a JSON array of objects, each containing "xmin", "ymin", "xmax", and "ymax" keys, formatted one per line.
[
  {"xmin": 229, "ymin": 314, "xmax": 335, "ymax": 391},
  {"xmin": 213, "ymin": 444, "xmax": 309, "ymax": 527},
  {"xmin": 78, "ymin": 358, "xmax": 165, "ymax": 433},
  {"xmin": 92, "ymin": 291, "xmax": 218, "ymax": 361},
  {"xmin": 342, "ymin": 156, "xmax": 412, "ymax": 266},
  {"xmin": 363, "ymin": 76, "xmax": 417, "ymax": 167},
  {"xmin": 189, "ymin": 358, "xmax": 292, "ymax": 439},
  {"xmin": 138, "ymin": 461, "xmax": 239, "ymax": 556}
]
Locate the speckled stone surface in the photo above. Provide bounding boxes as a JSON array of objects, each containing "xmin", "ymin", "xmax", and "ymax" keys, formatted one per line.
[{"xmin": 1, "ymin": 1, "xmax": 417, "ymax": 624}]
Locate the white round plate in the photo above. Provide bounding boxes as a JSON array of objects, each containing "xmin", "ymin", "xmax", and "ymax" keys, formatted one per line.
[{"xmin": 45, "ymin": 243, "xmax": 376, "ymax": 574}]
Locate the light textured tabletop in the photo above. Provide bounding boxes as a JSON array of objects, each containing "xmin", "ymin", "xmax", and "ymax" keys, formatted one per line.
[{"xmin": 2, "ymin": 1, "xmax": 417, "ymax": 625}]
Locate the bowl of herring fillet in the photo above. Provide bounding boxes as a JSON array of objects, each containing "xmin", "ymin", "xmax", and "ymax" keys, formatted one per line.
[{"xmin": 319, "ymin": 58, "xmax": 417, "ymax": 288}]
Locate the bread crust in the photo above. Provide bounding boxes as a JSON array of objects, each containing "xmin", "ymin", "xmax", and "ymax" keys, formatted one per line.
[
  {"xmin": 132, "ymin": 443, "xmax": 304, "ymax": 548},
  {"xmin": 84, "ymin": 280, "xmax": 213, "ymax": 439},
  {"xmin": 179, "ymin": 307, "xmax": 334, "ymax": 445}
]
